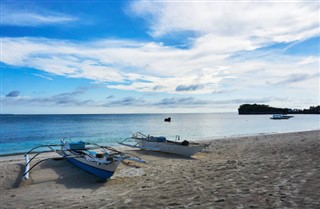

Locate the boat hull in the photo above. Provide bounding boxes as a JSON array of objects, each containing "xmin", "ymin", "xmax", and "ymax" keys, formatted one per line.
[
  {"xmin": 66, "ymin": 157, "xmax": 119, "ymax": 180},
  {"xmin": 135, "ymin": 139, "xmax": 206, "ymax": 157},
  {"xmin": 62, "ymin": 150, "xmax": 121, "ymax": 180}
]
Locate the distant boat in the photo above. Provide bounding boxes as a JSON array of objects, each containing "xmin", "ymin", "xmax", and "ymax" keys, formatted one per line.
[
  {"xmin": 119, "ymin": 132, "xmax": 210, "ymax": 157},
  {"xmin": 270, "ymin": 114, "xmax": 294, "ymax": 120},
  {"xmin": 23, "ymin": 139, "xmax": 145, "ymax": 181},
  {"xmin": 164, "ymin": 117, "xmax": 171, "ymax": 122}
]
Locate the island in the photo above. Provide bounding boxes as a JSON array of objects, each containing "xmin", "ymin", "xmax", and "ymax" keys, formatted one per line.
[{"xmin": 238, "ymin": 104, "xmax": 320, "ymax": 115}]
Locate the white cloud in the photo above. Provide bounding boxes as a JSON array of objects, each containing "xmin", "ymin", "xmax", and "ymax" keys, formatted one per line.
[
  {"xmin": 1, "ymin": 35, "xmax": 318, "ymax": 96},
  {"xmin": 1, "ymin": 5, "xmax": 77, "ymax": 26},
  {"xmin": 298, "ymin": 56, "xmax": 319, "ymax": 65},
  {"xmin": 32, "ymin": 73, "xmax": 53, "ymax": 80},
  {"xmin": 1, "ymin": 37, "xmax": 229, "ymax": 94},
  {"xmin": 1, "ymin": 1, "xmax": 319, "ymax": 97},
  {"xmin": 129, "ymin": 1, "xmax": 319, "ymax": 43},
  {"xmin": 192, "ymin": 34, "xmax": 259, "ymax": 54}
]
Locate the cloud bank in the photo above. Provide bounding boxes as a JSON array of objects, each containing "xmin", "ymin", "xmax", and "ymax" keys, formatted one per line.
[
  {"xmin": 3, "ymin": 88, "xmax": 289, "ymax": 110},
  {"xmin": 129, "ymin": 1, "xmax": 319, "ymax": 43},
  {"xmin": 1, "ymin": 0, "xmax": 319, "ymax": 99}
]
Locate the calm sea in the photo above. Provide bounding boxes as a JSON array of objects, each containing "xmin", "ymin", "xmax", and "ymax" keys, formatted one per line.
[{"xmin": 1, "ymin": 113, "xmax": 319, "ymax": 155}]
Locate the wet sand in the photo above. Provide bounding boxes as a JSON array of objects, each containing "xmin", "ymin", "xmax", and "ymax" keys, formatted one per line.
[{"xmin": 1, "ymin": 130, "xmax": 319, "ymax": 209}]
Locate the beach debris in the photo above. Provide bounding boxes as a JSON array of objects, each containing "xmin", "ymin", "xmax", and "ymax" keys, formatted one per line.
[
  {"xmin": 226, "ymin": 160, "xmax": 237, "ymax": 164},
  {"xmin": 214, "ymin": 198, "xmax": 225, "ymax": 202}
]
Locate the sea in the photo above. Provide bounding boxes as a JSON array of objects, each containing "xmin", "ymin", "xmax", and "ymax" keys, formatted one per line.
[{"xmin": 1, "ymin": 113, "xmax": 319, "ymax": 156}]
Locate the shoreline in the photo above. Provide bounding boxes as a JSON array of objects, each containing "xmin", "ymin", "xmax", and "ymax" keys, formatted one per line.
[
  {"xmin": 1, "ymin": 129, "xmax": 319, "ymax": 158},
  {"xmin": 197, "ymin": 128, "xmax": 320, "ymax": 142},
  {"xmin": 1, "ymin": 130, "xmax": 320, "ymax": 208}
]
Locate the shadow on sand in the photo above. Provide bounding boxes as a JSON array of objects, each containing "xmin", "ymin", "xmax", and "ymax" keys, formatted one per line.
[
  {"xmin": 12, "ymin": 163, "xmax": 27, "ymax": 188},
  {"xmin": 17, "ymin": 159, "xmax": 110, "ymax": 190},
  {"xmin": 129, "ymin": 149, "xmax": 198, "ymax": 160},
  {"xmin": 16, "ymin": 150, "xmax": 200, "ymax": 190}
]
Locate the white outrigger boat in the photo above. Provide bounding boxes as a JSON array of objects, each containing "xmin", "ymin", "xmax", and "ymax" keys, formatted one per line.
[
  {"xmin": 23, "ymin": 139, "xmax": 145, "ymax": 181},
  {"xmin": 270, "ymin": 114, "xmax": 294, "ymax": 120},
  {"xmin": 119, "ymin": 132, "xmax": 210, "ymax": 157}
]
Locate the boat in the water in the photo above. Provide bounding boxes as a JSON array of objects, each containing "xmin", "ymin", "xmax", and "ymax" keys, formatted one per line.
[
  {"xmin": 23, "ymin": 139, "xmax": 145, "ymax": 181},
  {"xmin": 270, "ymin": 114, "xmax": 294, "ymax": 120},
  {"xmin": 164, "ymin": 117, "xmax": 171, "ymax": 122},
  {"xmin": 119, "ymin": 132, "xmax": 210, "ymax": 157}
]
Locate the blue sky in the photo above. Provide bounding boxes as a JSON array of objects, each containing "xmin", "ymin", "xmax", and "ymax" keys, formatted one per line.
[{"xmin": 1, "ymin": 0, "xmax": 319, "ymax": 114}]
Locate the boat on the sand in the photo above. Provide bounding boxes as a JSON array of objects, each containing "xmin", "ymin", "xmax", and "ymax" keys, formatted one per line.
[
  {"xmin": 23, "ymin": 139, "xmax": 145, "ymax": 181},
  {"xmin": 119, "ymin": 132, "xmax": 210, "ymax": 157}
]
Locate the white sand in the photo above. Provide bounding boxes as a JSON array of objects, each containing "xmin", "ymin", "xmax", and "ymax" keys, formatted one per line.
[{"xmin": 1, "ymin": 130, "xmax": 319, "ymax": 209}]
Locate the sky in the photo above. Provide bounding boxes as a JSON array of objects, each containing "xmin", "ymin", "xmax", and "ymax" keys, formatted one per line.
[{"xmin": 1, "ymin": 0, "xmax": 319, "ymax": 114}]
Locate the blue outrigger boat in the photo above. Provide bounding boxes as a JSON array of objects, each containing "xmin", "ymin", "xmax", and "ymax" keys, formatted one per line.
[{"xmin": 24, "ymin": 139, "xmax": 145, "ymax": 181}]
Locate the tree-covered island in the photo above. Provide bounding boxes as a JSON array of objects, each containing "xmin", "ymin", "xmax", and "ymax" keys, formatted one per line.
[{"xmin": 238, "ymin": 104, "xmax": 320, "ymax": 115}]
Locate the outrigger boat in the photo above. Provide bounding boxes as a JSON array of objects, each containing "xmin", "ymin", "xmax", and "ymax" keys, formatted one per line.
[
  {"xmin": 270, "ymin": 114, "xmax": 294, "ymax": 120},
  {"xmin": 119, "ymin": 132, "xmax": 210, "ymax": 157},
  {"xmin": 23, "ymin": 139, "xmax": 145, "ymax": 181}
]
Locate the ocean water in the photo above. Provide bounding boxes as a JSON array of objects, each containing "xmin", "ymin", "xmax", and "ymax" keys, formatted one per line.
[{"xmin": 1, "ymin": 113, "xmax": 319, "ymax": 155}]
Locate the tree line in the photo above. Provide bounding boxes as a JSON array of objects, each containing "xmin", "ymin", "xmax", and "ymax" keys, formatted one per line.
[{"xmin": 238, "ymin": 104, "xmax": 320, "ymax": 114}]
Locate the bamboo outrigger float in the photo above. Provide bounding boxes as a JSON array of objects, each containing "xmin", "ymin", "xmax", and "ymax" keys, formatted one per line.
[
  {"xmin": 24, "ymin": 139, "xmax": 145, "ymax": 181},
  {"xmin": 119, "ymin": 132, "xmax": 210, "ymax": 157}
]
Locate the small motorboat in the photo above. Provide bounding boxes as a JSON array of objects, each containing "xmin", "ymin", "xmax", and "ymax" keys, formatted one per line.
[
  {"xmin": 23, "ymin": 139, "xmax": 145, "ymax": 181},
  {"xmin": 164, "ymin": 117, "xmax": 171, "ymax": 122},
  {"xmin": 270, "ymin": 114, "xmax": 294, "ymax": 120},
  {"xmin": 119, "ymin": 132, "xmax": 210, "ymax": 157}
]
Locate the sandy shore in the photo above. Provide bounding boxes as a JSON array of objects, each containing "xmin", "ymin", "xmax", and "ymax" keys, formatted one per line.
[{"xmin": 1, "ymin": 130, "xmax": 319, "ymax": 209}]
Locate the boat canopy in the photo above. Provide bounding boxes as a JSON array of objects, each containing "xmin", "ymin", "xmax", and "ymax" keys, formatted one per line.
[
  {"xmin": 149, "ymin": 136, "xmax": 166, "ymax": 142},
  {"xmin": 69, "ymin": 141, "xmax": 85, "ymax": 150}
]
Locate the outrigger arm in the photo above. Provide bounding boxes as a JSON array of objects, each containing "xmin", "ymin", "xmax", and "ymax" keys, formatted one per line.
[
  {"xmin": 24, "ymin": 144, "xmax": 62, "ymax": 180},
  {"xmin": 118, "ymin": 138, "xmax": 161, "ymax": 151}
]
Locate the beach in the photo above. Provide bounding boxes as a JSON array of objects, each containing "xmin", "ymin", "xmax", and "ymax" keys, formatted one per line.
[{"xmin": 1, "ymin": 130, "xmax": 319, "ymax": 209}]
